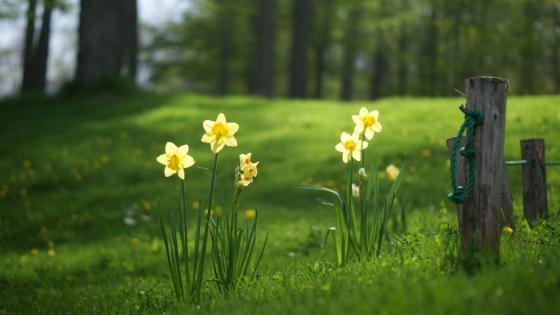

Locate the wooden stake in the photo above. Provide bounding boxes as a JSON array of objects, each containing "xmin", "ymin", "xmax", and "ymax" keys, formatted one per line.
[
  {"xmin": 520, "ymin": 138, "xmax": 548, "ymax": 222},
  {"xmin": 461, "ymin": 76, "xmax": 509, "ymax": 260}
]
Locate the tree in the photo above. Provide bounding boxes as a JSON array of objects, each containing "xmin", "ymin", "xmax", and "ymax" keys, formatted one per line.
[
  {"xmin": 311, "ymin": 0, "xmax": 335, "ymax": 98},
  {"xmin": 248, "ymin": 0, "xmax": 277, "ymax": 97},
  {"xmin": 20, "ymin": 0, "xmax": 56, "ymax": 93},
  {"xmin": 340, "ymin": 8, "xmax": 361, "ymax": 100},
  {"xmin": 289, "ymin": 0, "xmax": 313, "ymax": 98},
  {"xmin": 217, "ymin": 0, "xmax": 236, "ymax": 95},
  {"xmin": 75, "ymin": 0, "xmax": 138, "ymax": 85}
]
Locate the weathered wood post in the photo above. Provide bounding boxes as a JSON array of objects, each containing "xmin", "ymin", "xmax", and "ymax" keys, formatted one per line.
[
  {"xmin": 447, "ymin": 76, "xmax": 510, "ymax": 265},
  {"xmin": 520, "ymin": 138, "xmax": 548, "ymax": 222}
]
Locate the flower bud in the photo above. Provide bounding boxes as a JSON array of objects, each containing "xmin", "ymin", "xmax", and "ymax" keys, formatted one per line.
[{"xmin": 358, "ymin": 168, "xmax": 368, "ymax": 182}]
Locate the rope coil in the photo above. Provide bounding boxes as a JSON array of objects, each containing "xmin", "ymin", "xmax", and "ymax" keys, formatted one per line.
[{"xmin": 448, "ymin": 105, "xmax": 484, "ymax": 203}]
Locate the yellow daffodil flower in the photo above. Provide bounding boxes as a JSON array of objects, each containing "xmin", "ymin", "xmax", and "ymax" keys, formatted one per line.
[
  {"xmin": 156, "ymin": 142, "xmax": 195, "ymax": 180},
  {"xmin": 238, "ymin": 160, "xmax": 259, "ymax": 187},
  {"xmin": 352, "ymin": 107, "xmax": 382, "ymax": 140},
  {"xmin": 335, "ymin": 132, "xmax": 368, "ymax": 163},
  {"xmin": 245, "ymin": 209, "xmax": 257, "ymax": 220},
  {"xmin": 239, "ymin": 153, "xmax": 252, "ymax": 168},
  {"xmin": 386, "ymin": 164, "xmax": 400, "ymax": 181},
  {"xmin": 201, "ymin": 113, "xmax": 239, "ymax": 153}
]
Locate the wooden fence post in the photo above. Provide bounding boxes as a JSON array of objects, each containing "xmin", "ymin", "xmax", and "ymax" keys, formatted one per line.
[
  {"xmin": 460, "ymin": 76, "xmax": 509, "ymax": 262},
  {"xmin": 520, "ymin": 138, "xmax": 548, "ymax": 222}
]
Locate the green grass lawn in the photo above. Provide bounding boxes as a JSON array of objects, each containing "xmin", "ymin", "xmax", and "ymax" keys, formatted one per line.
[{"xmin": 1, "ymin": 93, "xmax": 559, "ymax": 314}]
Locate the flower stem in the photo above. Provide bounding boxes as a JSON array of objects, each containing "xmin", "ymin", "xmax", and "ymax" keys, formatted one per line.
[
  {"xmin": 195, "ymin": 153, "xmax": 219, "ymax": 301},
  {"xmin": 360, "ymin": 132, "xmax": 366, "ymax": 169}
]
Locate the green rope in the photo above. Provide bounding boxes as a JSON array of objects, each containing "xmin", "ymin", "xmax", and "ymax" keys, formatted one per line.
[{"xmin": 448, "ymin": 105, "xmax": 484, "ymax": 204}]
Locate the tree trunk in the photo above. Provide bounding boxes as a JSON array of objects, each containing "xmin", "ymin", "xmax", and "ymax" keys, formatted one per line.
[
  {"xmin": 32, "ymin": 0, "xmax": 54, "ymax": 92},
  {"xmin": 396, "ymin": 22, "xmax": 408, "ymax": 95},
  {"xmin": 340, "ymin": 9, "xmax": 360, "ymax": 101},
  {"xmin": 217, "ymin": 1, "xmax": 234, "ymax": 95},
  {"xmin": 75, "ymin": 0, "xmax": 124, "ymax": 85},
  {"xmin": 418, "ymin": 1, "xmax": 438, "ymax": 95},
  {"xmin": 289, "ymin": 0, "xmax": 313, "ymax": 98},
  {"xmin": 21, "ymin": 0, "xmax": 37, "ymax": 93},
  {"xmin": 552, "ymin": 6, "xmax": 560, "ymax": 93},
  {"xmin": 312, "ymin": 0, "xmax": 333, "ymax": 98},
  {"xmin": 369, "ymin": 31, "xmax": 389, "ymax": 99},
  {"xmin": 122, "ymin": 0, "xmax": 138, "ymax": 81},
  {"xmin": 248, "ymin": 0, "xmax": 277, "ymax": 97}
]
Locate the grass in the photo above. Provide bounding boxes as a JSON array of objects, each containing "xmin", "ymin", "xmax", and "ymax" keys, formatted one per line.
[{"xmin": 0, "ymin": 92, "xmax": 559, "ymax": 314}]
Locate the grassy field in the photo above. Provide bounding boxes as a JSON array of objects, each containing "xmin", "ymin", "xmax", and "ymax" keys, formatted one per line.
[{"xmin": 1, "ymin": 93, "xmax": 559, "ymax": 314}]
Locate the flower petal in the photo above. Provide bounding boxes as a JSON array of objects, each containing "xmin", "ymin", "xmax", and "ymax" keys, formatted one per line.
[
  {"xmin": 373, "ymin": 122, "xmax": 382, "ymax": 132},
  {"xmin": 165, "ymin": 142, "xmax": 177, "ymax": 155},
  {"xmin": 224, "ymin": 136, "xmax": 237, "ymax": 147},
  {"xmin": 371, "ymin": 110, "xmax": 379, "ymax": 120},
  {"xmin": 201, "ymin": 133, "xmax": 215, "ymax": 143},
  {"xmin": 203, "ymin": 120, "xmax": 214, "ymax": 133},
  {"xmin": 352, "ymin": 150, "xmax": 361, "ymax": 161},
  {"xmin": 365, "ymin": 128, "xmax": 374, "ymax": 140},
  {"xmin": 183, "ymin": 156, "xmax": 195, "ymax": 168},
  {"xmin": 359, "ymin": 107, "xmax": 368, "ymax": 117},
  {"xmin": 227, "ymin": 122, "xmax": 239, "ymax": 135},
  {"xmin": 340, "ymin": 132, "xmax": 351, "ymax": 142},
  {"xmin": 177, "ymin": 145, "xmax": 189, "ymax": 156},
  {"xmin": 216, "ymin": 113, "xmax": 227, "ymax": 123},
  {"xmin": 177, "ymin": 168, "xmax": 185, "ymax": 180},
  {"xmin": 342, "ymin": 152, "xmax": 350, "ymax": 163},
  {"xmin": 335, "ymin": 143, "xmax": 345, "ymax": 152},
  {"xmin": 354, "ymin": 124, "xmax": 364, "ymax": 134},
  {"xmin": 360, "ymin": 140, "xmax": 369, "ymax": 150},
  {"xmin": 211, "ymin": 140, "xmax": 225, "ymax": 153},
  {"xmin": 352, "ymin": 115, "xmax": 361, "ymax": 125},
  {"xmin": 164, "ymin": 167, "xmax": 176, "ymax": 177},
  {"xmin": 156, "ymin": 154, "xmax": 168, "ymax": 165}
]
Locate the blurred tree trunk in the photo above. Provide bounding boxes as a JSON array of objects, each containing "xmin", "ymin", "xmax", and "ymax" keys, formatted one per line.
[
  {"xmin": 369, "ymin": 31, "xmax": 389, "ymax": 99},
  {"xmin": 312, "ymin": 0, "xmax": 334, "ymax": 99},
  {"xmin": 289, "ymin": 0, "xmax": 312, "ymax": 98},
  {"xmin": 21, "ymin": 0, "xmax": 37, "ymax": 93},
  {"xmin": 121, "ymin": 0, "xmax": 138, "ymax": 82},
  {"xmin": 33, "ymin": 0, "xmax": 54, "ymax": 92},
  {"xmin": 248, "ymin": 0, "xmax": 277, "ymax": 97},
  {"xmin": 396, "ymin": 23, "xmax": 408, "ymax": 95},
  {"xmin": 340, "ymin": 8, "xmax": 361, "ymax": 101},
  {"xmin": 418, "ymin": 1, "xmax": 438, "ymax": 96},
  {"xmin": 217, "ymin": 0, "xmax": 235, "ymax": 95},
  {"xmin": 553, "ymin": 6, "xmax": 560, "ymax": 93},
  {"xmin": 75, "ymin": 0, "xmax": 138, "ymax": 85}
]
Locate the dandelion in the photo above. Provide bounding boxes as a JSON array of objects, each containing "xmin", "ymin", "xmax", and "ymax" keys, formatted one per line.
[
  {"xmin": 156, "ymin": 142, "xmax": 195, "ymax": 180},
  {"xmin": 352, "ymin": 107, "xmax": 382, "ymax": 140},
  {"xmin": 30, "ymin": 248, "xmax": 39, "ymax": 256},
  {"xmin": 335, "ymin": 132, "xmax": 368, "ymax": 163},
  {"xmin": 143, "ymin": 201, "xmax": 151, "ymax": 211},
  {"xmin": 245, "ymin": 209, "xmax": 257, "ymax": 220},
  {"xmin": 502, "ymin": 226, "xmax": 513, "ymax": 234},
  {"xmin": 386, "ymin": 164, "xmax": 400, "ymax": 181},
  {"xmin": 47, "ymin": 249, "xmax": 56, "ymax": 257},
  {"xmin": 192, "ymin": 201, "xmax": 200, "ymax": 209},
  {"xmin": 421, "ymin": 149, "xmax": 431, "ymax": 157},
  {"xmin": 201, "ymin": 113, "xmax": 239, "ymax": 153}
]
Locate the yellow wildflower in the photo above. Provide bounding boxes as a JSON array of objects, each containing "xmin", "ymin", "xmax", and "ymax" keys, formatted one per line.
[
  {"xmin": 352, "ymin": 107, "xmax": 382, "ymax": 140},
  {"xmin": 421, "ymin": 149, "xmax": 431, "ymax": 157},
  {"xmin": 201, "ymin": 113, "xmax": 239, "ymax": 153},
  {"xmin": 335, "ymin": 132, "xmax": 367, "ymax": 163},
  {"xmin": 47, "ymin": 249, "xmax": 56, "ymax": 257},
  {"xmin": 156, "ymin": 142, "xmax": 195, "ymax": 180},
  {"xmin": 386, "ymin": 164, "xmax": 400, "ymax": 181},
  {"xmin": 502, "ymin": 226, "xmax": 513, "ymax": 234},
  {"xmin": 245, "ymin": 209, "xmax": 257, "ymax": 220},
  {"xmin": 30, "ymin": 248, "xmax": 39, "ymax": 256}
]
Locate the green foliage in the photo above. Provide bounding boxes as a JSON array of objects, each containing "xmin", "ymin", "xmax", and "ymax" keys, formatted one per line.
[{"xmin": 0, "ymin": 93, "xmax": 559, "ymax": 313}]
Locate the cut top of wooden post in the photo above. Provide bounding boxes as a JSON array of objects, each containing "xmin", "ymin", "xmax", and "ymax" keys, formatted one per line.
[{"xmin": 462, "ymin": 76, "xmax": 509, "ymax": 255}]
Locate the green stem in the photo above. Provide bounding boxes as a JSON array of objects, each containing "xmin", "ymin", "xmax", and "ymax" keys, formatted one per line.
[
  {"xmin": 180, "ymin": 179, "xmax": 191, "ymax": 292},
  {"xmin": 360, "ymin": 132, "xmax": 366, "ymax": 169},
  {"xmin": 196, "ymin": 153, "xmax": 219, "ymax": 301}
]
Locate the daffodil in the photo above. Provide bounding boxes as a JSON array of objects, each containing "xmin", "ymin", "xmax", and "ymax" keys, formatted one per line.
[
  {"xmin": 335, "ymin": 132, "xmax": 368, "ymax": 163},
  {"xmin": 386, "ymin": 164, "xmax": 400, "ymax": 181},
  {"xmin": 202, "ymin": 113, "xmax": 239, "ymax": 153},
  {"xmin": 352, "ymin": 107, "xmax": 382, "ymax": 140},
  {"xmin": 238, "ymin": 161, "xmax": 259, "ymax": 187},
  {"xmin": 239, "ymin": 153, "xmax": 253, "ymax": 168},
  {"xmin": 156, "ymin": 142, "xmax": 195, "ymax": 180}
]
